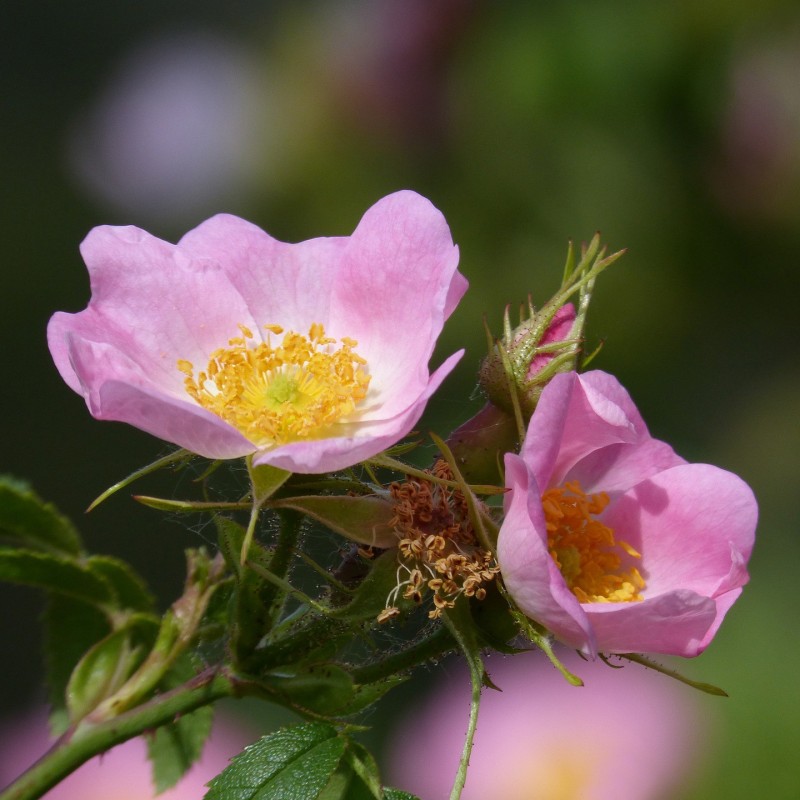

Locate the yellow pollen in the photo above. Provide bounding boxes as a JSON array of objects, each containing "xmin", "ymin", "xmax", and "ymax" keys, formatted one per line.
[
  {"xmin": 543, "ymin": 481, "xmax": 645, "ymax": 603},
  {"xmin": 179, "ymin": 323, "xmax": 371, "ymax": 447}
]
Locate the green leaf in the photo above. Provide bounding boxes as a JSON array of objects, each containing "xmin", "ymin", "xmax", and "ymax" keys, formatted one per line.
[
  {"xmin": 147, "ymin": 654, "xmax": 215, "ymax": 791},
  {"xmin": 347, "ymin": 675, "xmax": 408, "ymax": 716},
  {"xmin": 66, "ymin": 625, "xmax": 150, "ymax": 722},
  {"xmin": 86, "ymin": 555, "xmax": 155, "ymax": 612},
  {"xmin": 344, "ymin": 741, "xmax": 382, "ymax": 799},
  {"xmin": 329, "ymin": 551, "xmax": 406, "ymax": 623},
  {"xmin": 260, "ymin": 664, "xmax": 355, "ymax": 717},
  {"xmin": 383, "ymin": 790, "xmax": 422, "ymax": 800},
  {"xmin": 0, "ymin": 548, "xmax": 111, "ymax": 604},
  {"xmin": 44, "ymin": 595, "xmax": 110, "ymax": 734},
  {"xmin": 0, "ymin": 477, "xmax": 82, "ymax": 554},
  {"xmin": 270, "ymin": 495, "xmax": 397, "ymax": 548},
  {"xmin": 204, "ymin": 722, "xmax": 346, "ymax": 800}
]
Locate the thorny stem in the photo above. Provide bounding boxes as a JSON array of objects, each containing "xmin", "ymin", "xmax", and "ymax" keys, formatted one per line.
[{"xmin": 0, "ymin": 667, "xmax": 237, "ymax": 800}]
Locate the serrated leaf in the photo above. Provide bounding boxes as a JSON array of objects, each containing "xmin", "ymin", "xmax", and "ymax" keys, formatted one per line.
[
  {"xmin": 148, "ymin": 704, "xmax": 214, "ymax": 791},
  {"xmin": 0, "ymin": 477, "xmax": 82, "ymax": 555},
  {"xmin": 383, "ymin": 790, "xmax": 421, "ymax": 800},
  {"xmin": 204, "ymin": 723, "xmax": 346, "ymax": 800},
  {"xmin": 147, "ymin": 652, "xmax": 216, "ymax": 791},
  {"xmin": 86, "ymin": 555, "xmax": 155, "ymax": 612},
  {"xmin": 44, "ymin": 595, "xmax": 110, "ymax": 734},
  {"xmin": 0, "ymin": 548, "xmax": 111, "ymax": 603}
]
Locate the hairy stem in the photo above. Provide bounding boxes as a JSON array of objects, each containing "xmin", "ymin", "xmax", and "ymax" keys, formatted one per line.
[{"xmin": 0, "ymin": 667, "xmax": 236, "ymax": 800}]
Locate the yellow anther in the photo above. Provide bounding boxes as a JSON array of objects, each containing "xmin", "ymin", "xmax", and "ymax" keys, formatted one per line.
[
  {"xmin": 543, "ymin": 481, "xmax": 645, "ymax": 603},
  {"xmin": 179, "ymin": 323, "xmax": 370, "ymax": 447}
]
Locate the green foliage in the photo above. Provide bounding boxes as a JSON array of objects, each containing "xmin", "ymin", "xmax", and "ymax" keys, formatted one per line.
[
  {"xmin": 66, "ymin": 623, "xmax": 154, "ymax": 723},
  {"xmin": 260, "ymin": 664, "xmax": 355, "ymax": 717},
  {"xmin": 43, "ymin": 595, "xmax": 110, "ymax": 734},
  {"xmin": 0, "ymin": 549, "xmax": 111, "ymax": 604},
  {"xmin": 204, "ymin": 722, "xmax": 403, "ymax": 800},
  {"xmin": 204, "ymin": 723, "xmax": 347, "ymax": 800},
  {"xmin": 146, "ymin": 654, "xmax": 215, "ymax": 792},
  {"xmin": 0, "ymin": 476, "xmax": 82, "ymax": 555},
  {"xmin": 85, "ymin": 555, "xmax": 156, "ymax": 612}
]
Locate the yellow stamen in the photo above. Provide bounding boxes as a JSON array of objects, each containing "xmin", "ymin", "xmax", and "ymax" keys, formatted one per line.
[
  {"xmin": 179, "ymin": 323, "xmax": 371, "ymax": 447},
  {"xmin": 543, "ymin": 480, "xmax": 645, "ymax": 603}
]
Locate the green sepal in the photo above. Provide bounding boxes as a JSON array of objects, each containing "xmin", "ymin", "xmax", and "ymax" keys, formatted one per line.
[
  {"xmin": 260, "ymin": 663, "xmax": 355, "ymax": 717},
  {"xmin": 87, "ymin": 448, "xmax": 193, "ymax": 511},
  {"xmin": 249, "ymin": 460, "xmax": 293, "ymax": 505},
  {"xmin": 619, "ymin": 653, "xmax": 729, "ymax": 696},
  {"xmin": 0, "ymin": 548, "xmax": 111, "ymax": 604},
  {"xmin": 146, "ymin": 653, "xmax": 215, "ymax": 792},
  {"xmin": 204, "ymin": 722, "xmax": 345, "ymax": 800},
  {"xmin": 44, "ymin": 595, "xmax": 110, "ymax": 734},
  {"xmin": 383, "ymin": 790, "xmax": 422, "ymax": 800},
  {"xmin": 86, "ymin": 555, "xmax": 155, "ymax": 612},
  {"xmin": 270, "ymin": 495, "xmax": 397, "ymax": 549},
  {"xmin": 0, "ymin": 476, "xmax": 81, "ymax": 555},
  {"xmin": 66, "ymin": 618, "xmax": 156, "ymax": 723}
]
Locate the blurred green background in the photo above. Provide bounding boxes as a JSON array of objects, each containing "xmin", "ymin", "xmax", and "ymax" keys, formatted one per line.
[{"xmin": 2, "ymin": 1, "xmax": 799, "ymax": 797}]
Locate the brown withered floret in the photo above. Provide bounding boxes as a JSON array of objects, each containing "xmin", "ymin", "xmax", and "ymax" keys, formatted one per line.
[{"xmin": 379, "ymin": 459, "xmax": 500, "ymax": 622}]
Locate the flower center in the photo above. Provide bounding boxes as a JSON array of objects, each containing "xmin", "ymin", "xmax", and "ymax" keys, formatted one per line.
[
  {"xmin": 542, "ymin": 480, "xmax": 645, "ymax": 603},
  {"xmin": 178, "ymin": 323, "xmax": 371, "ymax": 447}
]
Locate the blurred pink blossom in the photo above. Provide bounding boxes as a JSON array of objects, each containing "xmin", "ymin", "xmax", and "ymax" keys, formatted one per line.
[
  {"xmin": 48, "ymin": 191, "xmax": 466, "ymax": 474},
  {"xmin": 67, "ymin": 32, "xmax": 269, "ymax": 223},
  {"xmin": 387, "ymin": 650, "xmax": 707, "ymax": 800},
  {"xmin": 498, "ymin": 370, "xmax": 757, "ymax": 657}
]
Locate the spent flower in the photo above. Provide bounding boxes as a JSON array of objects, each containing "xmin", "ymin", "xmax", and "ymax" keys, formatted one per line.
[{"xmin": 48, "ymin": 191, "xmax": 466, "ymax": 474}]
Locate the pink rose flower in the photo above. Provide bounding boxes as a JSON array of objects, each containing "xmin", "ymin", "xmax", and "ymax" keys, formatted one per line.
[
  {"xmin": 498, "ymin": 370, "xmax": 757, "ymax": 657},
  {"xmin": 387, "ymin": 650, "xmax": 706, "ymax": 800},
  {"xmin": 48, "ymin": 191, "xmax": 466, "ymax": 474}
]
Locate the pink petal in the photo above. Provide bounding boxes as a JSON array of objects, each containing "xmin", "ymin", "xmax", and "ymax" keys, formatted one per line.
[
  {"xmin": 583, "ymin": 590, "xmax": 720, "ymax": 656},
  {"xmin": 177, "ymin": 213, "xmax": 348, "ymax": 335},
  {"xmin": 49, "ymin": 224, "xmax": 258, "ymax": 394},
  {"xmin": 60, "ymin": 336, "xmax": 252, "ymax": 459},
  {"xmin": 330, "ymin": 190, "xmax": 464, "ymax": 421},
  {"xmin": 603, "ymin": 463, "xmax": 757, "ymax": 597}
]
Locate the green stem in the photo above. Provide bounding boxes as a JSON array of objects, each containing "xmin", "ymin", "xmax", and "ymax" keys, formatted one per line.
[
  {"xmin": 350, "ymin": 625, "xmax": 455, "ymax": 685},
  {"xmin": 260, "ymin": 509, "xmax": 302, "ymax": 630},
  {"xmin": 0, "ymin": 667, "xmax": 236, "ymax": 800}
]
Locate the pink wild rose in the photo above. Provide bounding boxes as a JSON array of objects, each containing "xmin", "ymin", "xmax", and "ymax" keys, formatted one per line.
[
  {"xmin": 48, "ymin": 191, "xmax": 466, "ymax": 474},
  {"xmin": 497, "ymin": 370, "xmax": 757, "ymax": 657}
]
